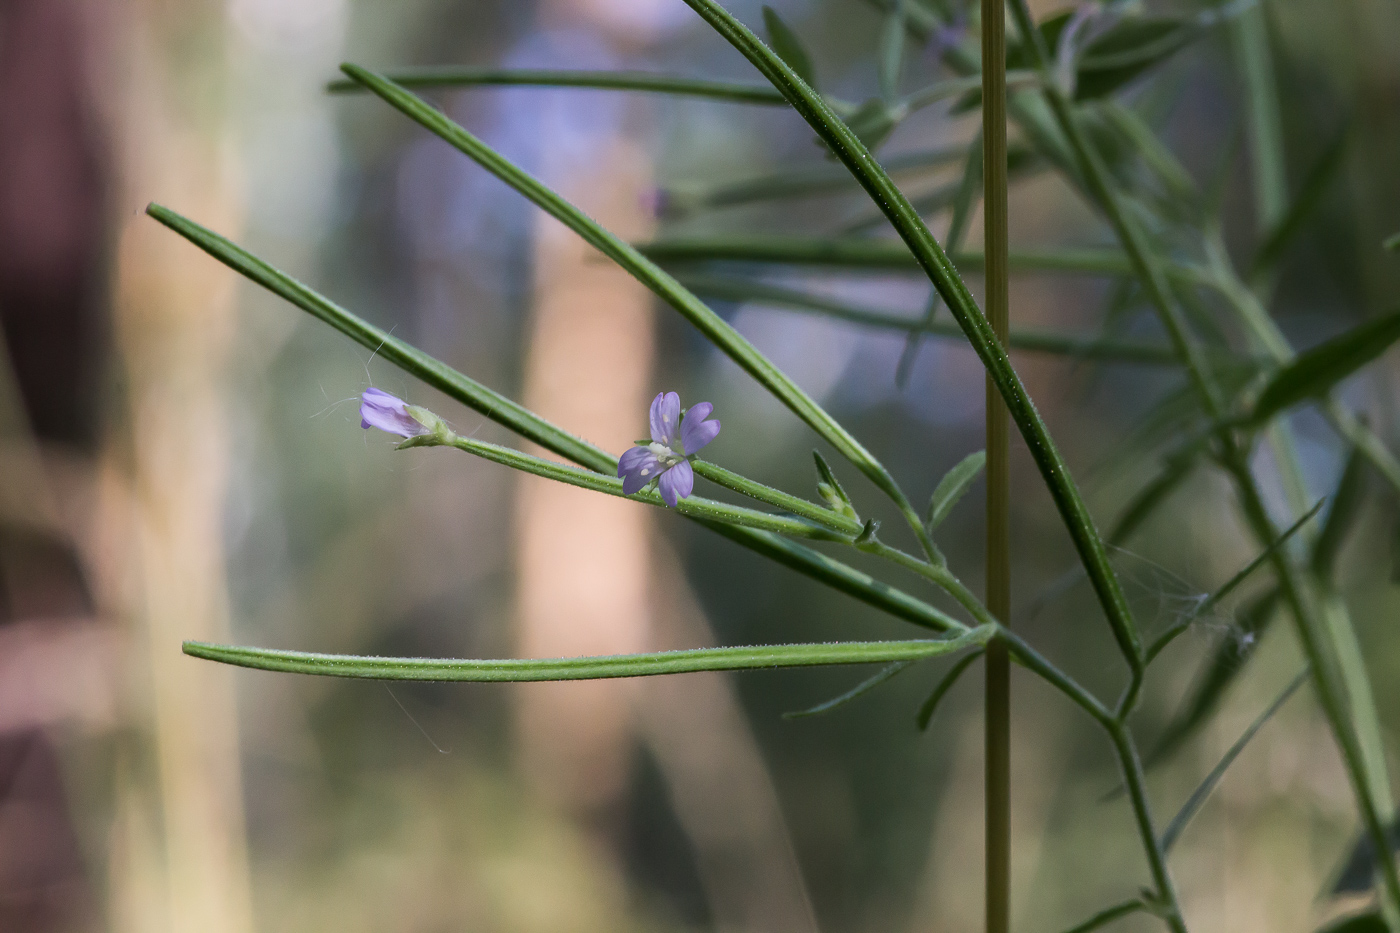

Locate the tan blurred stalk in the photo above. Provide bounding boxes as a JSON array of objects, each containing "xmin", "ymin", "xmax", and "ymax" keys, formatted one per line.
[
  {"xmin": 514, "ymin": 3, "xmax": 816, "ymax": 929},
  {"xmin": 99, "ymin": 3, "xmax": 254, "ymax": 932},
  {"xmin": 515, "ymin": 128, "xmax": 657, "ymax": 814}
]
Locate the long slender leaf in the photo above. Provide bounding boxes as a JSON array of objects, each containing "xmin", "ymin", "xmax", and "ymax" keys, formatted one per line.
[
  {"xmin": 762, "ymin": 6, "xmax": 818, "ymax": 88},
  {"xmin": 341, "ymin": 65, "xmax": 916, "ymax": 515},
  {"xmin": 1251, "ymin": 126, "xmax": 1349, "ymax": 279},
  {"xmin": 184, "ymin": 625, "xmax": 998, "ymax": 682},
  {"xmin": 926, "ymin": 450, "xmax": 986, "ymax": 531},
  {"xmin": 325, "ymin": 68, "xmax": 789, "ymax": 104},
  {"xmin": 877, "ymin": 0, "xmax": 908, "ymax": 100},
  {"xmin": 784, "ymin": 660, "xmax": 913, "ymax": 718},
  {"xmin": 1251, "ymin": 311, "xmax": 1400, "ymax": 425},
  {"xmin": 1159, "ymin": 668, "xmax": 1309, "ymax": 853},
  {"xmin": 146, "ymin": 204, "xmax": 614, "ymax": 473},
  {"xmin": 640, "ymin": 234, "xmax": 1211, "ymax": 287},
  {"xmin": 1321, "ymin": 593, "xmax": 1397, "ymax": 831},
  {"xmin": 1075, "ymin": 17, "xmax": 1202, "ymax": 101},
  {"xmin": 1313, "ymin": 445, "xmax": 1368, "ymax": 581},
  {"xmin": 1329, "ymin": 818, "xmax": 1400, "ymax": 896},
  {"xmin": 145, "ymin": 205, "xmax": 963, "ymax": 633},
  {"xmin": 916, "ymin": 648, "xmax": 984, "ymax": 729},
  {"xmin": 669, "ymin": 145, "xmax": 968, "ymax": 215},
  {"xmin": 1054, "ymin": 899, "xmax": 1148, "ymax": 933},
  {"xmin": 680, "ymin": 273, "xmax": 1189, "ymax": 366}
]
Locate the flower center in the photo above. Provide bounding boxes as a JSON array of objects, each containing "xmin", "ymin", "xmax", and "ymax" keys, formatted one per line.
[{"xmin": 648, "ymin": 441, "xmax": 685, "ymax": 466}]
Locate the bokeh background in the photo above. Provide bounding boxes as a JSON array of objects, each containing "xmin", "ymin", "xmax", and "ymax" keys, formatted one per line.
[{"xmin": 1, "ymin": 0, "xmax": 1398, "ymax": 931}]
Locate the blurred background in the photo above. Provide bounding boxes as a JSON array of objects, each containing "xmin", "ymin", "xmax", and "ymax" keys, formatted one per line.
[{"xmin": 1, "ymin": 0, "xmax": 1398, "ymax": 931}]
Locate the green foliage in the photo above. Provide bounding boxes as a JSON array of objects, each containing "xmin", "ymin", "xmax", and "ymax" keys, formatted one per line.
[
  {"xmin": 925, "ymin": 450, "xmax": 986, "ymax": 532},
  {"xmin": 1251, "ymin": 311, "xmax": 1400, "ymax": 424},
  {"xmin": 149, "ymin": 0, "xmax": 1400, "ymax": 927}
]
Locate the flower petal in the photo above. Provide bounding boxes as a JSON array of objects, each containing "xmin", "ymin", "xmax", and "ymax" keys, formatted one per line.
[
  {"xmin": 360, "ymin": 388, "xmax": 428, "ymax": 438},
  {"xmin": 620, "ymin": 449, "xmax": 662, "ymax": 495},
  {"xmin": 617, "ymin": 445, "xmax": 653, "ymax": 476},
  {"xmin": 680, "ymin": 402, "xmax": 720, "ymax": 455},
  {"xmin": 657, "ymin": 459, "xmax": 693, "ymax": 506},
  {"xmin": 649, "ymin": 391, "xmax": 681, "ymax": 445}
]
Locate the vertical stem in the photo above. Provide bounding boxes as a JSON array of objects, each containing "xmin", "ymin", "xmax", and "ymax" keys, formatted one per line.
[{"xmin": 981, "ymin": 0, "xmax": 1011, "ymax": 931}]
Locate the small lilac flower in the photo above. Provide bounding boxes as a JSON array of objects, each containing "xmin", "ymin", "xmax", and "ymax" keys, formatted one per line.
[
  {"xmin": 360, "ymin": 388, "xmax": 431, "ymax": 438},
  {"xmin": 618, "ymin": 391, "xmax": 721, "ymax": 507}
]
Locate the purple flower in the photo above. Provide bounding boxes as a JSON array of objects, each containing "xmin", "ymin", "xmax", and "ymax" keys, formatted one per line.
[
  {"xmin": 360, "ymin": 388, "xmax": 431, "ymax": 438},
  {"xmin": 618, "ymin": 391, "xmax": 721, "ymax": 507}
]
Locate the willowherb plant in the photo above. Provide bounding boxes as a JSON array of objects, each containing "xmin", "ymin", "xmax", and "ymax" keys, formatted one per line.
[{"xmin": 152, "ymin": 0, "xmax": 1399, "ymax": 930}]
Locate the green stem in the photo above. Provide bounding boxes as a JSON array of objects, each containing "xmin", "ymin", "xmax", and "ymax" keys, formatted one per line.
[
  {"xmin": 861, "ymin": 541, "xmax": 997, "ymax": 629},
  {"xmin": 1107, "ymin": 723, "xmax": 1189, "ymax": 933}
]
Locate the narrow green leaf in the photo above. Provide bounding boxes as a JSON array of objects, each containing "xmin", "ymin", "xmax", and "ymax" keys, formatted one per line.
[
  {"xmin": 1329, "ymin": 817, "xmax": 1400, "ymax": 896},
  {"xmin": 1313, "ymin": 445, "xmax": 1368, "ymax": 581},
  {"xmin": 1251, "ymin": 311, "xmax": 1400, "ymax": 425},
  {"xmin": 1251, "ymin": 126, "xmax": 1349, "ymax": 279},
  {"xmin": 1321, "ymin": 593, "xmax": 1397, "ymax": 833},
  {"xmin": 145, "ymin": 203, "xmax": 615, "ymax": 474},
  {"xmin": 1074, "ymin": 18, "xmax": 1201, "ymax": 101},
  {"xmin": 638, "ymin": 233, "xmax": 1209, "ymax": 284},
  {"xmin": 916, "ymin": 648, "xmax": 984, "ymax": 730},
  {"xmin": 784, "ymin": 660, "xmax": 913, "ymax": 718},
  {"xmin": 184, "ymin": 625, "xmax": 998, "ymax": 682},
  {"xmin": 877, "ymin": 0, "xmax": 908, "ymax": 100},
  {"xmin": 946, "ymin": 131, "xmax": 984, "ymax": 253},
  {"xmin": 1384, "ymin": 232, "xmax": 1400, "ymax": 252},
  {"xmin": 1097, "ymin": 101, "xmax": 1198, "ymax": 208},
  {"xmin": 926, "ymin": 450, "xmax": 986, "ymax": 531},
  {"xmin": 1159, "ymin": 668, "xmax": 1309, "ymax": 853},
  {"xmin": 1053, "ymin": 899, "xmax": 1148, "ymax": 933},
  {"xmin": 761, "ymin": 6, "xmax": 818, "ymax": 88},
  {"xmin": 681, "ymin": 273, "xmax": 1188, "ymax": 366},
  {"xmin": 672, "ymin": 144, "xmax": 968, "ymax": 215},
  {"xmin": 844, "ymin": 98, "xmax": 901, "ymax": 151},
  {"xmin": 1146, "ymin": 587, "xmax": 1280, "ymax": 766},
  {"xmin": 145, "ymin": 205, "xmax": 963, "ymax": 633},
  {"xmin": 340, "ymin": 65, "xmax": 901, "ymax": 504},
  {"xmin": 812, "ymin": 450, "xmax": 858, "ymax": 519},
  {"xmin": 325, "ymin": 67, "xmax": 789, "ymax": 104}
]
